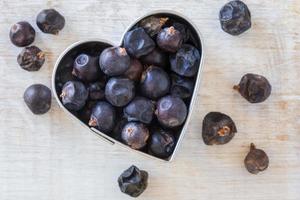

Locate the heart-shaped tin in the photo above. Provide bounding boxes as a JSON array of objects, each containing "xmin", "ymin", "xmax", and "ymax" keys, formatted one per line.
[{"xmin": 52, "ymin": 10, "xmax": 204, "ymax": 162}]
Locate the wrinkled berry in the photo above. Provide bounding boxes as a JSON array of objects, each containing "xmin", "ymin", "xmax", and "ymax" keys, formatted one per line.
[
  {"xmin": 202, "ymin": 112, "xmax": 237, "ymax": 145},
  {"xmin": 124, "ymin": 27, "xmax": 155, "ymax": 58},
  {"xmin": 17, "ymin": 46, "xmax": 45, "ymax": 71},
  {"xmin": 140, "ymin": 66, "xmax": 170, "ymax": 100},
  {"xmin": 244, "ymin": 143, "xmax": 269, "ymax": 174},
  {"xmin": 121, "ymin": 122, "xmax": 149, "ymax": 150},
  {"xmin": 170, "ymin": 44, "xmax": 201, "ymax": 77},
  {"xmin": 124, "ymin": 59, "xmax": 143, "ymax": 81},
  {"xmin": 172, "ymin": 22, "xmax": 189, "ymax": 42},
  {"xmin": 36, "ymin": 9, "xmax": 65, "ymax": 34},
  {"xmin": 170, "ymin": 74, "xmax": 194, "ymax": 99},
  {"xmin": 99, "ymin": 47, "xmax": 130, "ymax": 76},
  {"xmin": 88, "ymin": 101, "xmax": 116, "ymax": 134},
  {"xmin": 139, "ymin": 16, "xmax": 168, "ymax": 37},
  {"xmin": 88, "ymin": 81, "xmax": 105, "ymax": 100},
  {"xmin": 149, "ymin": 128, "xmax": 176, "ymax": 159},
  {"xmin": 118, "ymin": 165, "xmax": 148, "ymax": 197},
  {"xmin": 157, "ymin": 26, "xmax": 183, "ymax": 53},
  {"xmin": 140, "ymin": 48, "xmax": 168, "ymax": 68},
  {"xmin": 60, "ymin": 81, "xmax": 88, "ymax": 111},
  {"xmin": 234, "ymin": 73, "xmax": 271, "ymax": 103},
  {"xmin": 72, "ymin": 54, "xmax": 101, "ymax": 82},
  {"xmin": 156, "ymin": 96, "xmax": 187, "ymax": 128},
  {"xmin": 124, "ymin": 97, "xmax": 155, "ymax": 124},
  {"xmin": 219, "ymin": 0, "xmax": 251, "ymax": 36},
  {"xmin": 23, "ymin": 84, "xmax": 51, "ymax": 114},
  {"xmin": 105, "ymin": 78, "xmax": 135, "ymax": 107},
  {"xmin": 9, "ymin": 21, "xmax": 35, "ymax": 47}
]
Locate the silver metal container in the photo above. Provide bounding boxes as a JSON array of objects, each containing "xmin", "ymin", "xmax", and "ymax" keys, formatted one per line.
[{"xmin": 52, "ymin": 10, "xmax": 204, "ymax": 162}]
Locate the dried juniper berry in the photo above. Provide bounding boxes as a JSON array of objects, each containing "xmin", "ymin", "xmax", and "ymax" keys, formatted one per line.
[
  {"xmin": 118, "ymin": 165, "xmax": 148, "ymax": 197},
  {"xmin": 123, "ymin": 27, "xmax": 155, "ymax": 58},
  {"xmin": 60, "ymin": 81, "xmax": 88, "ymax": 111},
  {"xmin": 170, "ymin": 44, "xmax": 201, "ymax": 77},
  {"xmin": 105, "ymin": 77, "xmax": 135, "ymax": 107},
  {"xmin": 9, "ymin": 21, "xmax": 35, "ymax": 47},
  {"xmin": 36, "ymin": 9, "xmax": 65, "ymax": 34},
  {"xmin": 112, "ymin": 117, "xmax": 128, "ymax": 141},
  {"xmin": 244, "ymin": 143, "xmax": 269, "ymax": 174},
  {"xmin": 72, "ymin": 54, "xmax": 101, "ymax": 82},
  {"xmin": 88, "ymin": 81, "xmax": 105, "ymax": 100},
  {"xmin": 172, "ymin": 22, "xmax": 190, "ymax": 42},
  {"xmin": 88, "ymin": 101, "xmax": 116, "ymax": 134},
  {"xmin": 157, "ymin": 26, "xmax": 183, "ymax": 53},
  {"xmin": 140, "ymin": 48, "xmax": 169, "ymax": 68},
  {"xmin": 149, "ymin": 128, "xmax": 176, "ymax": 159},
  {"xmin": 219, "ymin": 0, "xmax": 251, "ymax": 36},
  {"xmin": 23, "ymin": 84, "xmax": 51, "ymax": 114},
  {"xmin": 99, "ymin": 47, "xmax": 130, "ymax": 76},
  {"xmin": 124, "ymin": 59, "xmax": 143, "ymax": 81},
  {"xmin": 78, "ymin": 101, "xmax": 97, "ymax": 124},
  {"xmin": 234, "ymin": 73, "xmax": 271, "ymax": 103},
  {"xmin": 170, "ymin": 74, "xmax": 194, "ymax": 99},
  {"xmin": 124, "ymin": 97, "xmax": 155, "ymax": 124},
  {"xmin": 156, "ymin": 96, "xmax": 187, "ymax": 128},
  {"xmin": 121, "ymin": 122, "xmax": 149, "ymax": 150},
  {"xmin": 140, "ymin": 66, "xmax": 170, "ymax": 100},
  {"xmin": 17, "ymin": 46, "xmax": 45, "ymax": 71},
  {"xmin": 139, "ymin": 16, "xmax": 168, "ymax": 37},
  {"xmin": 202, "ymin": 112, "xmax": 237, "ymax": 145}
]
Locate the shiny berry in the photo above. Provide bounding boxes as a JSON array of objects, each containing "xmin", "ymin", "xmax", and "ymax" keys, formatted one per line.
[
  {"xmin": 121, "ymin": 122, "xmax": 149, "ymax": 150},
  {"xmin": 36, "ymin": 9, "xmax": 65, "ymax": 34},
  {"xmin": 9, "ymin": 21, "xmax": 35, "ymax": 47},
  {"xmin": 157, "ymin": 26, "xmax": 183, "ymax": 53},
  {"xmin": 72, "ymin": 54, "xmax": 101, "ymax": 82}
]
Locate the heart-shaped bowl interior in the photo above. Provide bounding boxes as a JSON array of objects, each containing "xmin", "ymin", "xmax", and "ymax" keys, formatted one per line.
[{"xmin": 52, "ymin": 10, "xmax": 204, "ymax": 162}]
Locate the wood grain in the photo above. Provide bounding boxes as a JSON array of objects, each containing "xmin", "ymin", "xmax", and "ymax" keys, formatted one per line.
[{"xmin": 0, "ymin": 0, "xmax": 299, "ymax": 199}]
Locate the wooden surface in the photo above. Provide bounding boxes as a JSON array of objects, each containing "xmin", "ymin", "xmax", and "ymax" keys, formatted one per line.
[{"xmin": 0, "ymin": 0, "xmax": 299, "ymax": 199}]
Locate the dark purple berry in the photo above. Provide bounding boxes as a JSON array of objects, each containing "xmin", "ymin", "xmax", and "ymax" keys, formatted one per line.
[
  {"xmin": 72, "ymin": 54, "xmax": 101, "ymax": 82},
  {"xmin": 170, "ymin": 44, "xmax": 201, "ymax": 77},
  {"xmin": 149, "ymin": 128, "xmax": 176, "ymax": 159},
  {"xmin": 124, "ymin": 27, "xmax": 155, "ymax": 58},
  {"xmin": 234, "ymin": 73, "xmax": 271, "ymax": 103},
  {"xmin": 118, "ymin": 165, "xmax": 148, "ymax": 197},
  {"xmin": 140, "ymin": 48, "xmax": 168, "ymax": 68},
  {"xmin": 60, "ymin": 81, "xmax": 88, "ymax": 111},
  {"xmin": 17, "ymin": 46, "xmax": 45, "ymax": 71},
  {"xmin": 172, "ymin": 22, "xmax": 189, "ymax": 42},
  {"xmin": 140, "ymin": 66, "xmax": 170, "ymax": 100},
  {"xmin": 23, "ymin": 84, "xmax": 51, "ymax": 114},
  {"xmin": 112, "ymin": 117, "xmax": 128, "ymax": 141},
  {"xmin": 202, "ymin": 112, "xmax": 237, "ymax": 145},
  {"xmin": 105, "ymin": 78, "xmax": 135, "ymax": 107},
  {"xmin": 9, "ymin": 21, "xmax": 35, "ymax": 47},
  {"xmin": 36, "ymin": 9, "xmax": 65, "ymax": 34},
  {"xmin": 121, "ymin": 122, "xmax": 149, "ymax": 150},
  {"xmin": 124, "ymin": 97, "xmax": 155, "ymax": 124},
  {"xmin": 124, "ymin": 59, "xmax": 143, "ymax": 81},
  {"xmin": 157, "ymin": 26, "xmax": 183, "ymax": 53},
  {"xmin": 99, "ymin": 47, "xmax": 130, "ymax": 76},
  {"xmin": 88, "ymin": 81, "xmax": 105, "ymax": 100},
  {"xmin": 139, "ymin": 16, "xmax": 168, "ymax": 36},
  {"xmin": 244, "ymin": 143, "xmax": 269, "ymax": 174},
  {"xmin": 78, "ymin": 101, "xmax": 97, "ymax": 124},
  {"xmin": 88, "ymin": 101, "xmax": 116, "ymax": 134},
  {"xmin": 156, "ymin": 96, "xmax": 187, "ymax": 128},
  {"xmin": 170, "ymin": 74, "xmax": 194, "ymax": 99}
]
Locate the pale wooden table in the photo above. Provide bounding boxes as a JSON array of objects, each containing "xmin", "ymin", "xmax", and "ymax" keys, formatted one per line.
[{"xmin": 0, "ymin": 0, "xmax": 299, "ymax": 199}]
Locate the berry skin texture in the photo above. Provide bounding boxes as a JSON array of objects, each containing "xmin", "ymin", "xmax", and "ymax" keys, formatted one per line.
[
  {"xmin": 124, "ymin": 97, "xmax": 155, "ymax": 124},
  {"xmin": 140, "ymin": 48, "xmax": 169, "ymax": 68},
  {"xmin": 124, "ymin": 59, "xmax": 143, "ymax": 81},
  {"xmin": 170, "ymin": 44, "xmax": 201, "ymax": 77},
  {"xmin": 139, "ymin": 16, "xmax": 168, "ymax": 37},
  {"xmin": 99, "ymin": 47, "xmax": 130, "ymax": 76},
  {"xmin": 121, "ymin": 122, "xmax": 150, "ymax": 150},
  {"xmin": 118, "ymin": 165, "xmax": 148, "ymax": 198},
  {"xmin": 72, "ymin": 54, "xmax": 101, "ymax": 82},
  {"xmin": 156, "ymin": 96, "xmax": 187, "ymax": 128},
  {"xmin": 124, "ymin": 27, "xmax": 155, "ymax": 58},
  {"xmin": 170, "ymin": 74, "xmax": 194, "ymax": 99},
  {"xmin": 23, "ymin": 84, "xmax": 51, "ymax": 114},
  {"xmin": 60, "ymin": 81, "xmax": 88, "ymax": 111},
  {"xmin": 157, "ymin": 26, "xmax": 183, "ymax": 53},
  {"xmin": 88, "ymin": 101, "xmax": 116, "ymax": 134},
  {"xmin": 105, "ymin": 78, "xmax": 135, "ymax": 107},
  {"xmin": 244, "ymin": 143, "xmax": 269, "ymax": 174},
  {"xmin": 202, "ymin": 112, "xmax": 237, "ymax": 145},
  {"xmin": 17, "ymin": 46, "xmax": 45, "ymax": 71},
  {"xmin": 219, "ymin": 0, "xmax": 251, "ymax": 36},
  {"xmin": 9, "ymin": 21, "xmax": 35, "ymax": 47},
  {"xmin": 140, "ymin": 66, "xmax": 170, "ymax": 100},
  {"xmin": 234, "ymin": 73, "xmax": 271, "ymax": 103},
  {"xmin": 36, "ymin": 9, "xmax": 65, "ymax": 34}
]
